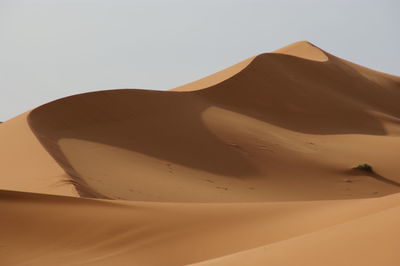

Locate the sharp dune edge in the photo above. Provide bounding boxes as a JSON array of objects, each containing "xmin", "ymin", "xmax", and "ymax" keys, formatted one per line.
[{"xmin": 1, "ymin": 41, "xmax": 400, "ymax": 265}]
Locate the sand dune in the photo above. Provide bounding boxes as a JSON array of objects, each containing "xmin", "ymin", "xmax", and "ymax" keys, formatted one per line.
[
  {"xmin": 25, "ymin": 41, "xmax": 400, "ymax": 201},
  {"xmin": 0, "ymin": 113, "xmax": 77, "ymax": 196},
  {"xmin": 193, "ymin": 205, "xmax": 400, "ymax": 266},
  {"xmin": 2, "ymin": 190, "xmax": 400, "ymax": 266},
  {"xmin": 1, "ymin": 41, "xmax": 400, "ymax": 265}
]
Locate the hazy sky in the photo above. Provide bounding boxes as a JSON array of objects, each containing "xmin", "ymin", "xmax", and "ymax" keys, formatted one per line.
[{"xmin": 1, "ymin": 0, "xmax": 399, "ymax": 121}]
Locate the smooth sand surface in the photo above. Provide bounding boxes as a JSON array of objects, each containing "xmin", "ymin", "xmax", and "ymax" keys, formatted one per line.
[
  {"xmin": 0, "ymin": 113, "xmax": 77, "ymax": 196},
  {"xmin": 193, "ymin": 205, "xmax": 400, "ymax": 266},
  {"xmin": 1, "ymin": 41, "xmax": 400, "ymax": 265},
  {"xmin": 2, "ymin": 190, "xmax": 400, "ymax": 266}
]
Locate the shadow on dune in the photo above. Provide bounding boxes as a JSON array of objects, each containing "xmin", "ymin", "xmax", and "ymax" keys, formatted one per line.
[
  {"xmin": 370, "ymin": 173, "xmax": 400, "ymax": 188},
  {"xmin": 28, "ymin": 90, "xmax": 261, "ymax": 197},
  {"xmin": 27, "ymin": 51, "xmax": 400, "ymax": 198},
  {"xmin": 197, "ymin": 52, "xmax": 400, "ymax": 135},
  {"xmin": 347, "ymin": 169, "xmax": 400, "ymax": 188}
]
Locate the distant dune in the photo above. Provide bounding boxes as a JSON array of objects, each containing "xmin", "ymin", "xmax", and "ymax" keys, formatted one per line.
[{"xmin": 1, "ymin": 41, "xmax": 400, "ymax": 265}]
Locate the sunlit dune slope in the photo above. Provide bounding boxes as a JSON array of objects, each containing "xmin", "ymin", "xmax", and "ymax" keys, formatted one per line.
[
  {"xmin": 2, "ymin": 189, "xmax": 400, "ymax": 266},
  {"xmin": 194, "ymin": 205, "xmax": 400, "ymax": 266},
  {"xmin": 0, "ymin": 113, "xmax": 77, "ymax": 196},
  {"xmin": 26, "ymin": 41, "xmax": 400, "ymax": 201}
]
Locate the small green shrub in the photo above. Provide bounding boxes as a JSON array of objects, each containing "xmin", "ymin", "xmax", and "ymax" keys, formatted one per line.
[{"xmin": 353, "ymin": 163, "xmax": 373, "ymax": 172}]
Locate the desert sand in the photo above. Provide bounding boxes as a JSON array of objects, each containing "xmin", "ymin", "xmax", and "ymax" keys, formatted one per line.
[{"xmin": 1, "ymin": 41, "xmax": 400, "ymax": 265}]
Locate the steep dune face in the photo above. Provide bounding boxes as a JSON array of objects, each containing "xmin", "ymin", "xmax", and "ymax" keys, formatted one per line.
[
  {"xmin": 197, "ymin": 43, "xmax": 400, "ymax": 135},
  {"xmin": 27, "ymin": 90, "xmax": 261, "ymax": 200},
  {"xmin": 27, "ymin": 41, "xmax": 400, "ymax": 201}
]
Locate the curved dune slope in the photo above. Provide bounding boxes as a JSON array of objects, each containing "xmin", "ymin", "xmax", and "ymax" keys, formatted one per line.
[
  {"xmin": 0, "ymin": 113, "xmax": 77, "ymax": 196},
  {"xmin": 2, "ymin": 189, "xmax": 400, "ymax": 266},
  {"xmin": 193, "ymin": 205, "xmax": 400, "ymax": 266},
  {"xmin": 27, "ymin": 41, "xmax": 400, "ymax": 201},
  {"xmin": 172, "ymin": 56, "xmax": 256, "ymax": 91}
]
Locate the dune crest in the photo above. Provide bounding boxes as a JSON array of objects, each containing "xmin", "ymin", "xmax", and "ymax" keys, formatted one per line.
[
  {"xmin": 173, "ymin": 40, "xmax": 329, "ymax": 93},
  {"xmin": 272, "ymin": 40, "xmax": 329, "ymax": 62},
  {"xmin": 172, "ymin": 56, "xmax": 256, "ymax": 91}
]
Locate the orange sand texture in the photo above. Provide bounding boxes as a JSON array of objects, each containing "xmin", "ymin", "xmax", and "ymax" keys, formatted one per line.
[{"xmin": 1, "ymin": 41, "xmax": 400, "ymax": 265}]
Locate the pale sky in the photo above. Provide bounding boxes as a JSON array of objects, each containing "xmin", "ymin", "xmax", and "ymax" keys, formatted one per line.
[{"xmin": 1, "ymin": 0, "xmax": 399, "ymax": 121}]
